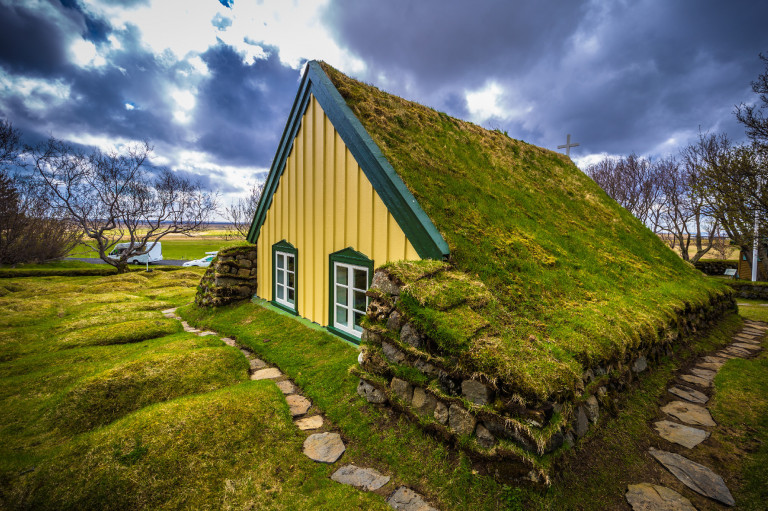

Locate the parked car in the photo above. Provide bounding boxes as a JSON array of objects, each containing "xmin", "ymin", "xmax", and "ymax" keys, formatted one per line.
[
  {"xmin": 182, "ymin": 252, "xmax": 218, "ymax": 268},
  {"xmin": 107, "ymin": 242, "xmax": 163, "ymax": 265}
]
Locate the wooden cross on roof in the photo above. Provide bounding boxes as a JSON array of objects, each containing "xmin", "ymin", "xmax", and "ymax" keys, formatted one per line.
[{"xmin": 557, "ymin": 134, "xmax": 580, "ymax": 157}]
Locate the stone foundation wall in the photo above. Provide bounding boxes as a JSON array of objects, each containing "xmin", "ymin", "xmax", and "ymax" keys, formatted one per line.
[
  {"xmin": 693, "ymin": 259, "xmax": 737, "ymax": 276},
  {"xmin": 353, "ymin": 269, "xmax": 736, "ymax": 482},
  {"xmin": 195, "ymin": 245, "xmax": 258, "ymax": 308},
  {"xmin": 727, "ymin": 281, "xmax": 768, "ymax": 299}
]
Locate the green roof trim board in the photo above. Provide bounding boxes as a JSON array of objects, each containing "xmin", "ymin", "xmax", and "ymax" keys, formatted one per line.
[{"xmin": 247, "ymin": 61, "xmax": 449, "ymax": 260}]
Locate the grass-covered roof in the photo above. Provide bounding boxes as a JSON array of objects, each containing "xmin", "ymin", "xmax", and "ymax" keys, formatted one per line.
[{"xmin": 318, "ymin": 62, "xmax": 730, "ymax": 403}]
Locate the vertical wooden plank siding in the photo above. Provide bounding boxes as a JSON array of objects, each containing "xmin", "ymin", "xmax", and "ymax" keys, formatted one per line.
[{"xmin": 256, "ymin": 95, "xmax": 420, "ymax": 326}]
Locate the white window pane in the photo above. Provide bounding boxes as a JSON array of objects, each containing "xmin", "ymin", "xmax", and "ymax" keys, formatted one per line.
[
  {"xmin": 354, "ymin": 312, "xmax": 364, "ymax": 332},
  {"xmin": 287, "ymin": 288, "xmax": 294, "ymax": 304},
  {"xmin": 336, "ymin": 285, "xmax": 348, "ymax": 306},
  {"xmin": 288, "ymin": 272, "xmax": 294, "ymax": 289},
  {"xmin": 336, "ymin": 266, "xmax": 348, "ymax": 285},
  {"xmin": 287, "ymin": 255, "xmax": 294, "ymax": 272},
  {"xmin": 354, "ymin": 290, "xmax": 366, "ymax": 311},
  {"xmin": 277, "ymin": 254, "xmax": 284, "ymax": 269},
  {"xmin": 276, "ymin": 286, "xmax": 284, "ymax": 300},
  {"xmin": 336, "ymin": 305, "xmax": 348, "ymax": 326},
  {"xmin": 277, "ymin": 271, "xmax": 284, "ymax": 285},
  {"xmin": 353, "ymin": 269, "xmax": 368, "ymax": 290}
]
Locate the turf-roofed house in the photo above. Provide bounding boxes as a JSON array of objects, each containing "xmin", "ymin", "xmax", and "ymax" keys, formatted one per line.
[{"xmin": 245, "ymin": 61, "xmax": 735, "ymax": 479}]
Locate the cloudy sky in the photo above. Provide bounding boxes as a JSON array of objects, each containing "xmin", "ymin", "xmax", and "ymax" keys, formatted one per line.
[{"xmin": 2, "ymin": 0, "xmax": 767, "ymax": 212}]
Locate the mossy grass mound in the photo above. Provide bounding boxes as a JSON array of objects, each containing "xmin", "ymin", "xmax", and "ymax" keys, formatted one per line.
[
  {"xmin": 53, "ymin": 344, "xmax": 249, "ymax": 432},
  {"xmin": 16, "ymin": 383, "xmax": 389, "ymax": 511},
  {"xmin": 57, "ymin": 318, "xmax": 182, "ymax": 349},
  {"xmin": 320, "ymin": 62, "xmax": 732, "ymax": 402}
]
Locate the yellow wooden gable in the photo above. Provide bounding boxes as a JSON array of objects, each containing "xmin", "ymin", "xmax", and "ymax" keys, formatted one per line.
[{"xmin": 256, "ymin": 95, "xmax": 420, "ymax": 328}]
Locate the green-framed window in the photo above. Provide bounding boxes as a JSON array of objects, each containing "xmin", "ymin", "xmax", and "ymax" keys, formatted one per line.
[
  {"xmin": 327, "ymin": 248, "xmax": 373, "ymax": 344},
  {"xmin": 272, "ymin": 240, "xmax": 298, "ymax": 315}
]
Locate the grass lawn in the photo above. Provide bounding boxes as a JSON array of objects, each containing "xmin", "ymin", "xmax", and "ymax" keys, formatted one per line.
[
  {"xmin": 1, "ymin": 270, "xmax": 766, "ymax": 509},
  {"xmin": 0, "ymin": 272, "xmax": 388, "ymax": 510}
]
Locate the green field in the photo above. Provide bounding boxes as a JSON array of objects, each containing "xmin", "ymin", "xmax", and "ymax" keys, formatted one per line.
[
  {"xmin": 1, "ymin": 270, "xmax": 765, "ymax": 509},
  {"xmin": 69, "ymin": 238, "xmax": 237, "ymax": 261}
]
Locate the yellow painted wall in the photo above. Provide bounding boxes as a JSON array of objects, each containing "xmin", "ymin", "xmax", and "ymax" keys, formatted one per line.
[{"xmin": 257, "ymin": 95, "xmax": 420, "ymax": 326}]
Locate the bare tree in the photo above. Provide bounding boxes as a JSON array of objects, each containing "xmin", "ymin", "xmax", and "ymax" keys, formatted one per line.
[
  {"xmin": 32, "ymin": 138, "xmax": 217, "ymax": 273},
  {"xmin": 688, "ymin": 132, "xmax": 768, "ymax": 277},
  {"xmin": 736, "ymin": 53, "xmax": 768, "ymax": 148},
  {"xmin": 656, "ymin": 156, "xmax": 719, "ymax": 262},
  {"xmin": 224, "ymin": 181, "xmax": 263, "ymax": 239},
  {"xmin": 586, "ymin": 153, "xmax": 664, "ymax": 231},
  {"xmin": 0, "ymin": 121, "xmax": 81, "ymax": 265}
]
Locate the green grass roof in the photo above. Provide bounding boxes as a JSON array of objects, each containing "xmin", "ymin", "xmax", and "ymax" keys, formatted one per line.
[{"xmin": 318, "ymin": 62, "xmax": 729, "ymax": 403}]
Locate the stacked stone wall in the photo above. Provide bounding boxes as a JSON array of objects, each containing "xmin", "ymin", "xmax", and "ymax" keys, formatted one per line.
[
  {"xmin": 727, "ymin": 281, "xmax": 768, "ymax": 299},
  {"xmin": 693, "ymin": 259, "xmax": 738, "ymax": 276},
  {"xmin": 353, "ymin": 269, "xmax": 736, "ymax": 482},
  {"xmin": 195, "ymin": 245, "xmax": 258, "ymax": 307}
]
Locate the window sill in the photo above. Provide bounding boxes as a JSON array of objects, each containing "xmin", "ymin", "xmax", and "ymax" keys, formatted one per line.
[
  {"xmin": 326, "ymin": 325, "xmax": 362, "ymax": 345},
  {"xmin": 271, "ymin": 301, "xmax": 298, "ymax": 316}
]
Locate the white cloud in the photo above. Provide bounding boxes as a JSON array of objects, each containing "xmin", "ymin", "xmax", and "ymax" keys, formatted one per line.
[
  {"xmin": 82, "ymin": 0, "xmax": 363, "ymax": 72},
  {"xmin": 69, "ymin": 38, "xmax": 106, "ymax": 68},
  {"xmin": 0, "ymin": 71, "xmax": 71, "ymax": 114},
  {"xmin": 465, "ymin": 81, "xmax": 533, "ymax": 124},
  {"xmin": 573, "ymin": 152, "xmax": 622, "ymax": 171}
]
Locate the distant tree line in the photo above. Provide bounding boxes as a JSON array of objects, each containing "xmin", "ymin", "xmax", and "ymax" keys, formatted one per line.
[{"xmin": 587, "ymin": 54, "xmax": 768, "ymax": 269}]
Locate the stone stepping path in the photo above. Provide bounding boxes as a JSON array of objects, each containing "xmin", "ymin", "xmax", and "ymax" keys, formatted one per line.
[
  {"xmin": 331, "ymin": 465, "xmax": 391, "ymax": 491},
  {"xmin": 649, "ymin": 448, "xmax": 735, "ymax": 506},
  {"xmin": 653, "ymin": 420, "xmax": 709, "ymax": 449},
  {"xmin": 161, "ymin": 307, "xmax": 439, "ymax": 510},
  {"xmin": 625, "ymin": 483, "xmax": 696, "ymax": 511},
  {"xmin": 667, "ymin": 385, "xmax": 708, "ymax": 404},
  {"xmin": 626, "ymin": 321, "xmax": 765, "ymax": 510}
]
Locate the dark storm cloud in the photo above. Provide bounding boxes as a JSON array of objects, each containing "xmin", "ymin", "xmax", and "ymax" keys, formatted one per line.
[
  {"xmin": 59, "ymin": 0, "xmax": 112, "ymax": 43},
  {"xmin": 324, "ymin": 0, "xmax": 768, "ymax": 158},
  {"xmin": 193, "ymin": 43, "xmax": 300, "ymax": 166},
  {"xmin": 0, "ymin": 2, "xmax": 71, "ymax": 76}
]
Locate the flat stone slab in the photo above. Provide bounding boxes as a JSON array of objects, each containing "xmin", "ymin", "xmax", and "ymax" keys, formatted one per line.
[
  {"xmin": 183, "ymin": 326, "xmax": 201, "ymax": 333},
  {"xmin": 161, "ymin": 308, "xmax": 177, "ymax": 314},
  {"xmin": 716, "ymin": 351, "xmax": 737, "ymax": 359},
  {"xmin": 690, "ymin": 367, "xmax": 716, "ymax": 381},
  {"xmin": 303, "ymin": 432, "xmax": 345, "ymax": 463},
  {"xmin": 732, "ymin": 342, "xmax": 759, "ymax": 351},
  {"xmin": 668, "ymin": 386, "xmax": 708, "ymax": 404},
  {"xmin": 680, "ymin": 374, "xmax": 711, "ymax": 388},
  {"xmin": 249, "ymin": 358, "xmax": 267, "ymax": 370},
  {"xmin": 286, "ymin": 394, "xmax": 311, "ymax": 416},
  {"xmin": 198, "ymin": 331, "xmax": 217, "ymax": 336},
  {"xmin": 331, "ymin": 465, "xmax": 391, "ymax": 491},
  {"xmin": 724, "ymin": 346, "xmax": 751, "ymax": 357},
  {"xmin": 626, "ymin": 483, "xmax": 697, "ymax": 511},
  {"xmin": 387, "ymin": 486, "xmax": 438, "ymax": 511},
  {"xmin": 703, "ymin": 355, "xmax": 727, "ymax": 364},
  {"xmin": 295, "ymin": 415, "xmax": 323, "ymax": 430},
  {"xmin": 276, "ymin": 380, "xmax": 297, "ymax": 394},
  {"xmin": 251, "ymin": 368, "xmax": 282, "ymax": 380},
  {"xmin": 661, "ymin": 401, "xmax": 716, "ymax": 427},
  {"xmin": 649, "ymin": 448, "xmax": 735, "ymax": 506},
  {"xmin": 696, "ymin": 362, "xmax": 722, "ymax": 372},
  {"xmin": 654, "ymin": 420, "xmax": 710, "ymax": 449},
  {"xmin": 220, "ymin": 337, "xmax": 237, "ymax": 346}
]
